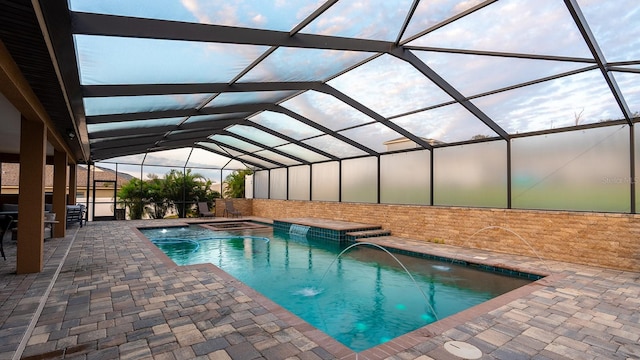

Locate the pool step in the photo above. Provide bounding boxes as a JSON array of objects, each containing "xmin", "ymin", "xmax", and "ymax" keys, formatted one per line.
[{"xmin": 345, "ymin": 228, "xmax": 391, "ymax": 241}]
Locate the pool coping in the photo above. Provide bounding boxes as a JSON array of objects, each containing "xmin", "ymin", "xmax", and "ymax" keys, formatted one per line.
[
  {"xmin": 133, "ymin": 220, "xmax": 563, "ymax": 359},
  {"xmin": 198, "ymin": 221, "xmax": 272, "ymax": 231}
]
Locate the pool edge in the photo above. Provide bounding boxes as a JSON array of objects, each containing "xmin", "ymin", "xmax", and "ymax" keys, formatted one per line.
[{"xmin": 134, "ymin": 223, "xmax": 562, "ymax": 359}]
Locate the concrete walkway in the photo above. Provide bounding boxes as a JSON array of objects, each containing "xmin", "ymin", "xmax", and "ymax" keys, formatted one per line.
[{"xmin": 1, "ymin": 218, "xmax": 639, "ymax": 359}]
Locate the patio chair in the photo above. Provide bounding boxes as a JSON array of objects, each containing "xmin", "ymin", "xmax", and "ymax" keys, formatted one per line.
[
  {"xmin": 223, "ymin": 199, "xmax": 242, "ymax": 218},
  {"xmin": 1, "ymin": 214, "xmax": 13, "ymax": 260},
  {"xmin": 80, "ymin": 204, "xmax": 87, "ymax": 225},
  {"xmin": 197, "ymin": 202, "xmax": 215, "ymax": 217},
  {"xmin": 44, "ymin": 212, "xmax": 59, "ymax": 239},
  {"xmin": 66, "ymin": 205, "xmax": 85, "ymax": 228}
]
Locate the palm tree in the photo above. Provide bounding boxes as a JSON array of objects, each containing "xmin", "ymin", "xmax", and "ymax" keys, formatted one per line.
[
  {"xmin": 163, "ymin": 169, "xmax": 220, "ymax": 218},
  {"xmin": 117, "ymin": 169, "xmax": 220, "ymax": 219},
  {"xmin": 145, "ymin": 175, "xmax": 167, "ymax": 219},
  {"xmin": 224, "ymin": 169, "xmax": 253, "ymax": 198},
  {"xmin": 117, "ymin": 177, "xmax": 148, "ymax": 219}
]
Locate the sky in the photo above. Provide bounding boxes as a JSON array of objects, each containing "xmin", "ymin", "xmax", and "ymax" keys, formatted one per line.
[{"xmin": 69, "ymin": 0, "xmax": 640, "ymax": 166}]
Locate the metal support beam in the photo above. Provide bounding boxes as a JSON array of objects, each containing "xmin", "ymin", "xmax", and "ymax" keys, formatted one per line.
[
  {"xmin": 506, "ymin": 140, "xmax": 512, "ymax": 209},
  {"xmin": 220, "ymin": 130, "xmax": 309, "ymax": 165},
  {"xmin": 270, "ymin": 105, "xmax": 380, "ymax": 156},
  {"xmin": 563, "ymin": 0, "xmax": 632, "ymax": 125},
  {"xmin": 193, "ymin": 143, "xmax": 268, "ymax": 170},
  {"xmin": 85, "ymin": 103, "xmax": 273, "ymax": 124},
  {"xmin": 82, "ymin": 81, "xmax": 325, "ymax": 97},
  {"xmin": 390, "ymin": 47, "xmax": 510, "ymax": 140},
  {"xmin": 71, "ymin": 11, "xmax": 393, "ymax": 53},
  {"xmin": 248, "ymin": 123, "xmax": 339, "ymax": 161},
  {"xmin": 316, "ymin": 85, "xmax": 436, "ymax": 150}
]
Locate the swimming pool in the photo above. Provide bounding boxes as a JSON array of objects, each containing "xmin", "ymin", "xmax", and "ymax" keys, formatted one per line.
[{"xmin": 140, "ymin": 225, "xmax": 533, "ymax": 352}]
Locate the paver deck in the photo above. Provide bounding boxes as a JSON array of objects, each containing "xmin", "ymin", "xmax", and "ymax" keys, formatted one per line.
[{"xmin": 1, "ymin": 217, "xmax": 639, "ymax": 359}]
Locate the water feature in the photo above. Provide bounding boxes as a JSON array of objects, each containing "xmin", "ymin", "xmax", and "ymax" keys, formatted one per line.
[
  {"xmin": 463, "ymin": 226, "xmax": 552, "ymax": 274},
  {"xmin": 317, "ymin": 241, "xmax": 439, "ymax": 327},
  {"xmin": 141, "ymin": 225, "xmax": 534, "ymax": 352},
  {"xmin": 289, "ymin": 224, "xmax": 311, "ymax": 236}
]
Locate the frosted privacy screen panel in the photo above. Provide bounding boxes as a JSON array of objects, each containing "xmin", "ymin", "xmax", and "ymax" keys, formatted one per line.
[
  {"xmin": 311, "ymin": 162, "xmax": 339, "ymax": 202},
  {"xmin": 434, "ymin": 141, "xmax": 507, "ymax": 208},
  {"xmin": 288, "ymin": 166, "xmax": 310, "ymax": 201},
  {"xmin": 254, "ymin": 170, "xmax": 269, "ymax": 199},
  {"xmin": 512, "ymin": 125, "xmax": 630, "ymax": 212},
  {"xmin": 269, "ymin": 168, "xmax": 287, "ymax": 200},
  {"xmin": 341, "ymin": 157, "xmax": 378, "ymax": 203},
  {"xmin": 380, "ymin": 151, "xmax": 430, "ymax": 205}
]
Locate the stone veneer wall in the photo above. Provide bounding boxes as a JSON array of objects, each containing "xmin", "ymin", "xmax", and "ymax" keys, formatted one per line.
[
  {"xmin": 214, "ymin": 198, "xmax": 253, "ymax": 218},
  {"xmin": 250, "ymin": 199, "xmax": 640, "ymax": 272}
]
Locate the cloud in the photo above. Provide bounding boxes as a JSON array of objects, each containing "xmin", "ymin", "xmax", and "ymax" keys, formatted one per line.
[
  {"xmin": 409, "ymin": 0, "xmax": 592, "ymax": 57},
  {"xmin": 251, "ymin": 13, "xmax": 267, "ymax": 26},
  {"xmin": 248, "ymin": 111, "xmax": 323, "ymax": 140},
  {"xmin": 180, "ymin": 0, "xmax": 238, "ymax": 26},
  {"xmin": 281, "ymin": 90, "xmax": 374, "ymax": 130},
  {"xmin": 453, "ymin": 0, "xmax": 484, "ymax": 12},
  {"xmin": 300, "ymin": 0, "xmax": 412, "ymax": 41},
  {"xmin": 180, "ymin": 0, "xmax": 210, "ymax": 23},
  {"xmin": 472, "ymin": 70, "xmax": 624, "ymax": 133},
  {"xmin": 402, "ymin": 0, "xmax": 484, "ymax": 41},
  {"xmin": 239, "ymin": 47, "xmax": 372, "ymax": 82},
  {"xmin": 415, "ymin": 50, "xmax": 587, "ymax": 97},
  {"xmin": 328, "ymin": 54, "xmax": 453, "ymax": 117},
  {"xmin": 576, "ymin": 0, "xmax": 640, "ymax": 61}
]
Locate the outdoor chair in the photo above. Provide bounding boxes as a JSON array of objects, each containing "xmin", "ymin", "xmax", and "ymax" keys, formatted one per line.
[
  {"xmin": 197, "ymin": 202, "xmax": 215, "ymax": 217},
  {"xmin": 44, "ymin": 212, "xmax": 58, "ymax": 239},
  {"xmin": 66, "ymin": 205, "xmax": 85, "ymax": 228},
  {"xmin": 1, "ymin": 214, "xmax": 13, "ymax": 260},
  {"xmin": 223, "ymin": 200, "xmax": 242, "ymax": 218}
]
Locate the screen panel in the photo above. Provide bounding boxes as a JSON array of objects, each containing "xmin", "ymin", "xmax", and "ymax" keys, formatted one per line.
[
  {"xmin": 341, "ymin": 157, "xmax": 378, "ymax": 203},
  {"xmin": 381, "ymin": 151, "xmax": 430, "ymax": 205},
  {"xmin": 254, "ymin": 170, "xmax": 269, "ymax": 199},
  {"xmin": 512, "ymin": 125, "xmax": 630, "ymax": 212},
  {"xmin": 434, "ymin": 141, "xmax": 507, "ymax": 208},
  {"xmin": 311, "ymin": 162, "xmax": 339, "ymax": 202},
  {"xmin": 269, "ymin": 168, "xmax": 287, "ymax": 200},
  {"xmin": 289, "ymin": 165, "xmax": 310, "ymax": 201}
]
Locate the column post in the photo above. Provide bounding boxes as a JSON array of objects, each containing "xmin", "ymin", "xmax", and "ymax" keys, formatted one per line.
[
  {"xmin": 68, "ymin": 163, "xmax": 77, "ymax": 205},
  {"xmin": 17, "ymin": 116, "xmax": 46, "ymax": 274},
  {"xmin": 52, "ymin": 150, "xmax": 67, "ymax": 238}
]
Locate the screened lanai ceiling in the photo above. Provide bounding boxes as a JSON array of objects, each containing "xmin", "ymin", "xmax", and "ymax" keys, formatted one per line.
[{"xmin": 36, "ymin": 0, "xmax": 640, "ymax": 170}]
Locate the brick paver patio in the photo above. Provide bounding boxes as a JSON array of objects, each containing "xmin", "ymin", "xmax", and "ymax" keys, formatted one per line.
[{"xmin": 1, "ymin": 218, "xmax": 639, "ymax": 359}]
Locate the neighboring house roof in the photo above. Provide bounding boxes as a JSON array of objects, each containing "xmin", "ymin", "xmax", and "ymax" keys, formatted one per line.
[{"xmin": 1, "ymin": 163, "xmax": 133, "ymax": 188}]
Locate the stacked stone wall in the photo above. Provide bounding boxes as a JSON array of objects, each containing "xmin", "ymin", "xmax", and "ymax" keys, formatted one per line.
[
  {"xmin": 214, "ymin": 198, "xmax": 253, "ymax": 218},
  {"xmin": 249, "ymin": 199, "xmax": 640, "ymax": 272}
]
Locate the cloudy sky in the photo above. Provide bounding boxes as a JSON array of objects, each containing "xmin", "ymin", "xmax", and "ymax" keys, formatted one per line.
[{"xmin": 71, "ymin": 0, "xmax": 639, "ymax": 168}]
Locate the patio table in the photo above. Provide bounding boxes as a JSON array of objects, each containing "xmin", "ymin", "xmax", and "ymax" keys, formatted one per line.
[{"xmin": 11, "ymin": 219, "xmax": 59, "ymax": 240}]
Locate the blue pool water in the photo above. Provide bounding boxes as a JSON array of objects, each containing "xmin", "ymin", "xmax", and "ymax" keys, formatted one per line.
[{"xmin": 140, "ymin": 225, "xmax": 532, "ymax": 352}]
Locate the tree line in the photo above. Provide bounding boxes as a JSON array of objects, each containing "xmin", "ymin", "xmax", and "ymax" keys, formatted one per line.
[{"xmin": 117, "ymin": 169, "xmax": 252, "ymax": 219}]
